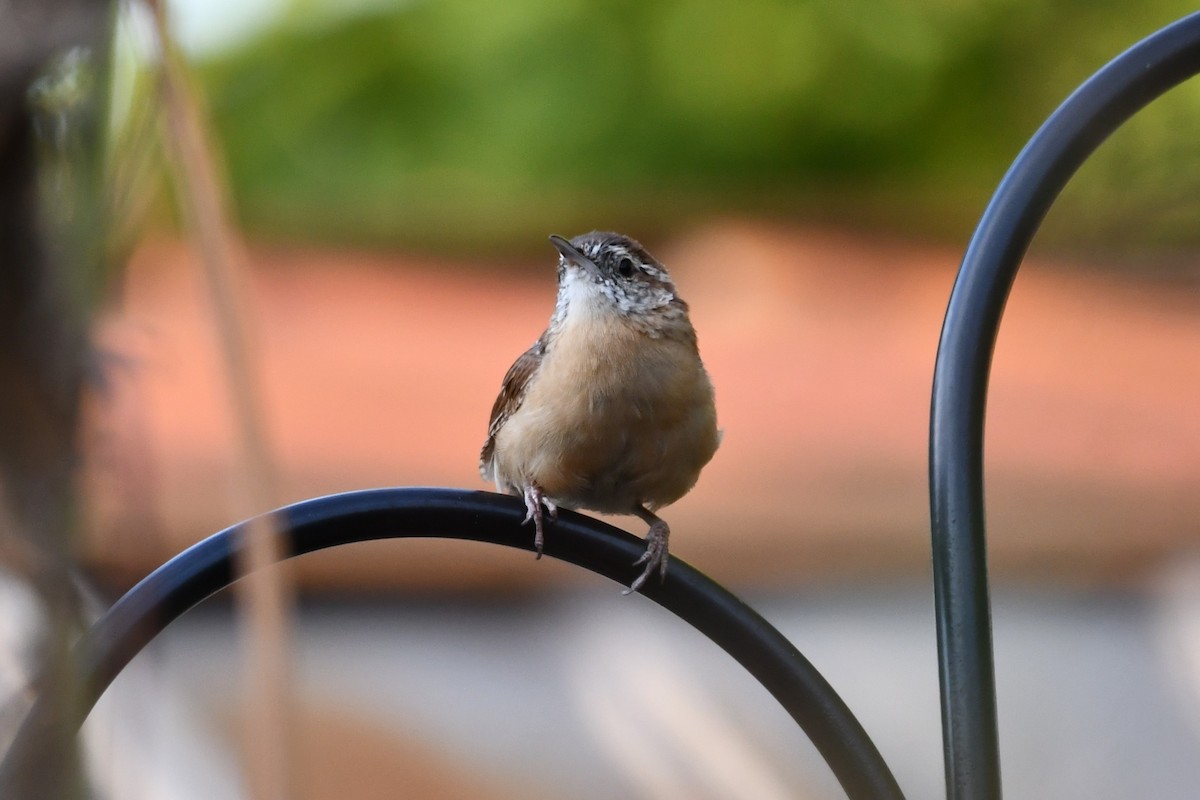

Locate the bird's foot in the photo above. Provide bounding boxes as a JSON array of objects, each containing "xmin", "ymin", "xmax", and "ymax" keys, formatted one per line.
[
  {"xmin": 624, "ymin": 516, "xmax": 670, "ymax": 595},
  {"xmin": 521, "ymin": 484, "xmax": 557, "ymax": 558}
]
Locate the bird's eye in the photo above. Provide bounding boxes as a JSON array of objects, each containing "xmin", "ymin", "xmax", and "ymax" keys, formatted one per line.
[{"xmin": 616, "ymin": 256, "xmax": 636, "ymax": 278}]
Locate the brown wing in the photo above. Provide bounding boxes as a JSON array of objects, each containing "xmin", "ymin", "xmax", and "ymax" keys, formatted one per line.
[{"xmin": 479, "ymin": 335, "xmax": 546, "ymax": 480}]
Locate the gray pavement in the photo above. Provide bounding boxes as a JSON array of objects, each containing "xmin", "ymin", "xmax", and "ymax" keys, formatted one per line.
[{"xmin": 83, "ymin": 577, "xmax": 1200, "ymax": 799}]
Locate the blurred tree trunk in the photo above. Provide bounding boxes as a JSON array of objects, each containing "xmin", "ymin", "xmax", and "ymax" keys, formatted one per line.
[{"xmin": 0, "ymin": 1, "xmax": 113, "ymax": 797}]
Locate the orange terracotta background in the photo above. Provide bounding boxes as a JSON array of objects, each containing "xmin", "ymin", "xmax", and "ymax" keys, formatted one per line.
[{"xmin": 81, "ymin": 222, "xmax": 1200, "ymax": 591}]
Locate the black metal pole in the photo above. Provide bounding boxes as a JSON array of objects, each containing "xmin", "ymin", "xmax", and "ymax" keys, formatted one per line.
[
  {"xmin": 0, "ymin": 487, "xmax": 906, "ymax": 800},
  {"xmin": 929, "ymin": 12, "xmax": 1200, "ymax": 800}
]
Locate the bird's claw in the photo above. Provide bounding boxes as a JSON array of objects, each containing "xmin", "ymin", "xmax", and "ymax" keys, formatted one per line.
[
  {"xmin": 624, "ymin": 520, "xmax": 670, "ymax": 595},
  {"xmin": 521, "ymin": 485, "xmax": 556, "ymax": 559}
]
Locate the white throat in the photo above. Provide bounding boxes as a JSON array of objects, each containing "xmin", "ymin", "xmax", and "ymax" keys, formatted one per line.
[{"xmin": 552, "ymin": 267, "xmax": 609, "ymax": 327}]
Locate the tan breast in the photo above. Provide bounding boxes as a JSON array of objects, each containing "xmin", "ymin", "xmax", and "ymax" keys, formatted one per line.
[{"xmin": 490, "ymin": 310, "xmax": 719, "ymax": 514}]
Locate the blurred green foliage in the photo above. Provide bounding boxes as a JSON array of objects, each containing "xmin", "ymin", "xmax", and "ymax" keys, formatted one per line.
[{"xmin": 198, "ymin": 1, "xmax": 1200, "ymax": 254}]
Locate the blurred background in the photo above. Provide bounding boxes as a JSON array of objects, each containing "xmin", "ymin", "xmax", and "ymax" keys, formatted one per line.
[{"xmin": 2, "ymin": 0, "xmax": 1199, "ymax": 798}]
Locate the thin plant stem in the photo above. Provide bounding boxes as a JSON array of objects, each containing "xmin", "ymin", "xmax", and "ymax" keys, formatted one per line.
[{"xmin": 147, "ymin": 3, "xmax": 294, "ymax": 798}]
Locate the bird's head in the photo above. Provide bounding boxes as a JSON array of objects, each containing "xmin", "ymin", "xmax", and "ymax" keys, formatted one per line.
[{"xmin": 548, "ymin": 232, "xmax": 687, "ymax": 331}]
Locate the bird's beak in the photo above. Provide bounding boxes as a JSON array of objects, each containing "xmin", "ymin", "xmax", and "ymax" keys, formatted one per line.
[{"xmin": 549, "ymin": 234, "xmax": 599, "ymax": 275}]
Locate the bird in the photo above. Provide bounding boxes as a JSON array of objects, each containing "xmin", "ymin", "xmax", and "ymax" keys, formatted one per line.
[{"xmin": 480, "ymin": 231, "xmax": 720, "ymax": 593}]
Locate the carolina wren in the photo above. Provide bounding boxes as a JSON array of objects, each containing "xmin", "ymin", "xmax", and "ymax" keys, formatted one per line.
[{"xmin": 480, "ymin": 231, "xmax": 720, "ymax": 593}]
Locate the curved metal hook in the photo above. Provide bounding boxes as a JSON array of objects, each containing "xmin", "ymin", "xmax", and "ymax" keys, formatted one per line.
[
  {"xmin": 1, "ymin": 488, "xmax": 905, "ymax": 800},
  {"xmin": 930, "ymin": 12, "xmax": 1200, "ymax": 800}
]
